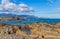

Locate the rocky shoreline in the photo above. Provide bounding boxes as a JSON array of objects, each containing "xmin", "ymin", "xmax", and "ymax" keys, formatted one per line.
[{"xmin": 0, "ymin": 22, "xmax": 60, "ymax": 39}]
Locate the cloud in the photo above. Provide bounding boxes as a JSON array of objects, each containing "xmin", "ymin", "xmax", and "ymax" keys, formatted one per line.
[
  {"xmin": 55, "ymin": 8, "xmax": 60, "ymax": 11},
  {"xmin": 48, "ymin": 0, "xmax": 54, "ymax": 4},
  {"xmin": 47, "ymin": 0, "xmax": 54, "ymax": 6},
  {"xmin": 0, "ymin": 0, "xmax": 34, "ymax": 13},
  {"xmin": 17, "ymin": 3, "xmax": 34, "ymax": 13}
]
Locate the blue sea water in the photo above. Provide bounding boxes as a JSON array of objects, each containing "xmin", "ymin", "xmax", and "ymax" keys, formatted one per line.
[
  {"xmin": 20, "ymin": 18, "xmax": 60, "ymax": 24},
  {"xmin": 38, "ymin": 19, "xmax": 60, "ymax": 24},
  {"xmin": 0, "ymin": 19, "xmax": 60, "ymax": 26}
]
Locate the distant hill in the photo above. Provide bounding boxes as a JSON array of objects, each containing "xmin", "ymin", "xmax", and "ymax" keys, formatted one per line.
[
  {"xmin": 0, "ymin": 13, "xmax": 15, "ymax": 17},
  {"xmin": 0, "ymin": 13, "xmax": 60, "ymax": 24}
]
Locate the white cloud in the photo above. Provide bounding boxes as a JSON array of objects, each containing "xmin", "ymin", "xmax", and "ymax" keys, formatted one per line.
[
  {"xmin": 48, "ymin": 0, "xmax": 54, "ymax": 4},
  {"xmin": 54, "ymin": 8, "xmax": 60, "ymax": 12},
  {"xmin": 0, "ymin": 5, "xmax": 3, "ymax": 11},
  {"xmin": 47, "ymin": 0, "xmax": 54, "ymax": 6},
  {"xmin": 56, "ymin": 8, "xmax": 60, "ymax": 10},
  {"xmin": 0, "ymin": 0, "xmax": 34, "ymax": 14},
  {"xmin": 4, "ymin": 12, "xmax": 9, "ymax": 14},
  {"xmin": 19, "ymin": 3, "xmax": 28, "ymax": 7}
]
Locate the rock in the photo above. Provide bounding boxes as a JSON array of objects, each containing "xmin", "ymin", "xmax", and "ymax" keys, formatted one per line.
[
  {"xmin": 0, "ymin": 22, "xmax": 60, "ymax": 39},
  {"xmin": 52, "ymin": 23, "xmax": 60, "ymax": 27},
  {"xmin": 12, "ymin": 26, "xmax": 19, "ymax": 33}
]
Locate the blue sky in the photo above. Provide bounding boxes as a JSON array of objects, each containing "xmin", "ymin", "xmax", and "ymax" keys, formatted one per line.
[{"xmin": 0, "ymin": 0, "xmax": 60, "ymax": 18}]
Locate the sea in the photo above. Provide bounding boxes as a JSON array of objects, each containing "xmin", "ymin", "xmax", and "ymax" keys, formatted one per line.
[{"xmin": 0, "ymin": 19, "xmax": 60, "ymax": 26}]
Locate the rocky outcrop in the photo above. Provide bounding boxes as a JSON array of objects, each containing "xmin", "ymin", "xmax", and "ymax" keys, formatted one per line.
[
  {"xmin": 0, "ymin": 22, "xmax": 60, "ymax": 39},
  {"xmin": 52, "ymin": 22, "xmax": 60, "ymax": 27},
  {"xmin": 22, "ymin": 22, "xmax": 60, "ymax": 38}
]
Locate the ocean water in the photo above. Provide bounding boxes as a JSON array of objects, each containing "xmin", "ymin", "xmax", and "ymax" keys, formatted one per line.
[
  {"xmin": 38, "ymin": 19, "xmax": 60, "ymax": 24},
  {"xmin": 0, "ymin": 19, "xmax": 60, "ymax": 26},
  {"xmin": 20, "ymin": 18, "xmax": 60, "ymax": 24}
]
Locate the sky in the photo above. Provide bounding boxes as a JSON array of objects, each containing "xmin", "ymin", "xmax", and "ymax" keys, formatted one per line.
[{"xmin": 0, "ymin": 0, "xmax": 60, "ymax": 18}]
